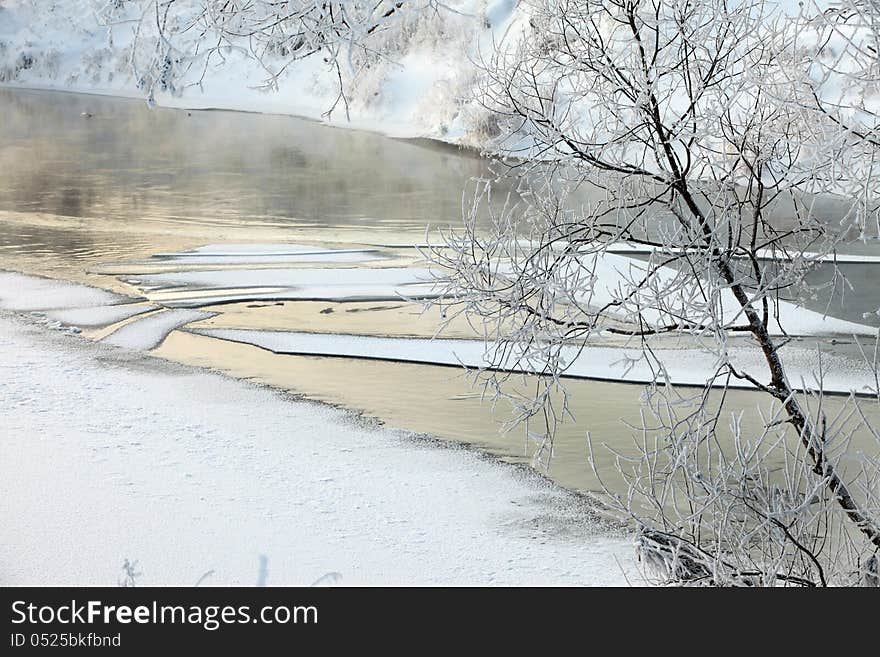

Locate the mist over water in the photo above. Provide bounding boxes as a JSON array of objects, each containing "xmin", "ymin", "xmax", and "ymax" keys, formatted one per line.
[{"xmin": 0, "ymin": 88, "xmax": 515, "ymax": 237}]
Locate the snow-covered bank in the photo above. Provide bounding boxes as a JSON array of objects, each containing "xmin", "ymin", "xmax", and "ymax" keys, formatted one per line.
[
  {"xmin": 0, "ymin": 0, "xmax": 521, "ymax": 144},
  {"xmin": 0, "ymin": 313, "xmax": 636, "ymax": 585}
]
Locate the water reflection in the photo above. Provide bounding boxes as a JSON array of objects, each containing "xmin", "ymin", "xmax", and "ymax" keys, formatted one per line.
[{"xmin": 0, "ymin": 88, "xmax": 510, "ymax": 235}]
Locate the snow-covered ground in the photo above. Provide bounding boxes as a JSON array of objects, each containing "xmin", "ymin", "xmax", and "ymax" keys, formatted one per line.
[
  {"xmin": 0, "ymin": 312, "xmax": 637, "ymax": 585},
  {"xmin": 0, "ymin": 0, "xmax": 522, "ymax": 144}
]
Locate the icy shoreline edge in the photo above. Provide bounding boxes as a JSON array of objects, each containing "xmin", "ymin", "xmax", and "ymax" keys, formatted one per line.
[{"xmin": 0, "ymin": 301, "xmax": 636, "ymax": 585}]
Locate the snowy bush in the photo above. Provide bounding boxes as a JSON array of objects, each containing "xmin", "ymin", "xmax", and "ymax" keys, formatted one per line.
[{"xmin": 0, "ymin": 1, "xmax": 525, "ymax": 137}]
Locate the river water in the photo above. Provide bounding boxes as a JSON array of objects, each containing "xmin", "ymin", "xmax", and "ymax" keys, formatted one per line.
[{"xmin": 1, "ymin": 87, "xmax": 878, "ymax": 495}]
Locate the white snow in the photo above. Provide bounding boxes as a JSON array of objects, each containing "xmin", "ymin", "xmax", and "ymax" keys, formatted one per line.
[
  {"xmin": 101, "ymin": 308, "xmax": 214, "ymax": 350},
  {"xmin": 0, "ymin": 0, "xmax": 511, "ymax": 144},
  {"xmin": 194, "ymin": 328, "xmax": 880, "ymax": 396},
  {"xmin": 0, "ymin": 0, "xmax": 869, "ymax": 166},
  {"xmin": 47, "ymin": 302, "xmax": 159, "ymax": 328},
  {"xmin": 0, "ymin": 314, "xmax": 636, "ymax": 585},
  {"xmin": 0, "ymin": 271, "xmax": 127, "ymax": 311}
]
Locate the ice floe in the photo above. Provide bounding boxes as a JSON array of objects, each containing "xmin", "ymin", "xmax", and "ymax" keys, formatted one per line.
[
  {"xmin": 372, "ymin": 240, "xmax": 880, "ymax": 263},
  {"xmin": 610, "ymin": 245, "xmax": 880, "ymax": 263},
  {"xmin": 193, "ymin": 328, "xmax": 880, "ymax": 396},
  {"xmin": 46, "ymin": 303, "xmax": 160, "ymax": 328},
  {"xmin": 102, "ymin": 308, "xmax": 214, "ymax": 351},
  {"xmin": 107, "ymin": 240, "xmax": 878, "ymax": 336},
  {"xmin": 534, "ymin": 252, "xmax": 877, "ymax": 337},
  {"xmin": 150, "ymin": 243, "xmax": 386, "ymax": 265},
  {"xmin": 131, "ymin": 267, "xmax": 438, "ymax": 307}
]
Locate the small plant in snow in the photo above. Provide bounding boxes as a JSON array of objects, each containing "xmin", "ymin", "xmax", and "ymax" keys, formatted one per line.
[{"xmin": 118, "ymin": 558, "xmax": 142, "ymax": 587}]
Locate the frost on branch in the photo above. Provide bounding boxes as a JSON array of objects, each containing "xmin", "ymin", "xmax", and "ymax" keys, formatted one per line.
[
  {"xmin": 89, "ymin": 0, "xmax": 470, "ymax": 118},
  {"xmin": 425, "ymin": 0, "xmax": 880, "ymax": 585}
]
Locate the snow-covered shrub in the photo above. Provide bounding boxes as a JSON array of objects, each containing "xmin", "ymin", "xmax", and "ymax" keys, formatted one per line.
[
  {"xmin": 0, "ymin": 44, "xmax": 61, "ymax": 83},
  {"xmin": 0, "ymin": 0, "xmax": 527, "ymax": 139}
]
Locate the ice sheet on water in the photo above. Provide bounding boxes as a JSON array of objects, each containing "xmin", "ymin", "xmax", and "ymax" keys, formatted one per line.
[
  {"xmin": 547, "ymin": 251, "xmax": 877, "ymax": 337},
  {"xmin": 130, "ymin": 267, "xmax": 439, "ymax": 307},
  {"xmin": 47, "ymin": 303, "xmax": 160, "ymax": 327},
  {"xmin": 600, "ymin": 243, "xmax": 880, "ymax": 263},
  {"xmin": 0, "ymin": 272, "xmax": 128, "ymax": 311},
  {"xmin": 193, "ymin": 328, "xmax": 879, "ymax": 396},
  {"xmin": 126, "ymin": 246, "xmax": 878, "ymax": 333},
  {"xmin": 102, "ymin": 308, "xmax": 214, "ymax": 350},
  {"xmin": 151, "ymin": 244, "xmax": 386, "ymax": 265}
]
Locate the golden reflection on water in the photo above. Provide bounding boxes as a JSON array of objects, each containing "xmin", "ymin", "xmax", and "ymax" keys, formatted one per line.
[
  {"xmin": 0, "ymin": 209, "xmax": 408, "ymax": 294},
  {"xmin": 0, "ymin": 87, "xmax": 504, "ymax": 294},
  {"xmin": 0, "ymin": 88, "xmax": 511, "ymax": 238}
]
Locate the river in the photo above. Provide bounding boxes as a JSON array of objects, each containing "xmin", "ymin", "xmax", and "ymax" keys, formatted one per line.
[{"xmin": 1, "ymin": 87, "xmax": 878, "ymax": 496}]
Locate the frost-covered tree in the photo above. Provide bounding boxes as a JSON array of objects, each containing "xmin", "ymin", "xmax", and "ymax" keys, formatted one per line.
[
  {"xmin": 91, "ymin": 0, "xmax": 448, "ymax": 117},
  {"xmin": 426, "ymin": 0, "xmax": 880, "ymax": 585}
]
